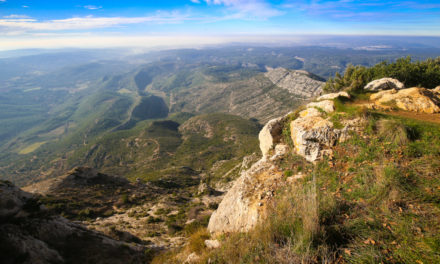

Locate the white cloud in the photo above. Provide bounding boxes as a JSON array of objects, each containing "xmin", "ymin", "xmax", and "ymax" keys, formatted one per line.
[
  {"xmin": 190, "ymin": 0, "xmax": 201, "ymax": 3},
  {"xmin": 22, "ymin": 5, "xmax": 29, "ymax": 8},
  {"xmin": 84, "ymin": 5, "xmax": 102, "ymax": 10},
  {"xmin": 0, "ymin": 13, "xmax": 190, "ymax": 31},
  {"xmin": 3, "ymin": 15, "xmax": 30, "ymax": 19},
  {"xmin": 194, "ymin": 0, "xmax": 283, "ymax": 18}
]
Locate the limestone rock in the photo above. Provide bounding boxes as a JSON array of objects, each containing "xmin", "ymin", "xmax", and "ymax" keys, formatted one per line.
[
  {"xmin": 258, "ymin": 117, "xmax": 283, "ymax": 157},
  {"xmin": 364, "ymin": 78, "xmax": 405, "ymax": 91},
  {"xmin": 204, "ymin": 239, "xmax": 221, "ymax": 249},
  {"xmin": 299, "ymin": 107, "xmax": 322, "ymax": 118},
  {"xmin": 207, "ymin": 158, "xmax": 282, "ymax": 235},
  {"xmin": 269, "ymin": 144, "xmax": 289, "ymax": 161},
  {"xmin": 370, "ymin": 87, "xmax": 440, "ymax": 113},
  {"xmin": 317, "ymin": 91, "xmax": 350, "ymax": 101},
  {"xmin": 307, "ymin": 100, "xmax": 335, "ymax": 113},
  {"xmin": 434, "ymin": 86, "xmax": 440, "ymax": 93},
  {"xmin": 265, "ymin": 67, "xmax": 324, "ymax": 98},
  {"xmin": 185, "ymin": 253, "xmax": 200, "ymax": 264},
  {"xmin": 290, "ymin": 116, "xmax": 339, "ymax": 162}
]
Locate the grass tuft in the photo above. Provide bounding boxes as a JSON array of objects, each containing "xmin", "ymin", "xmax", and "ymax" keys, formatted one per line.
[{"xmin": 376, "ymin": 119, "xmax": 411, "ymax": 146}]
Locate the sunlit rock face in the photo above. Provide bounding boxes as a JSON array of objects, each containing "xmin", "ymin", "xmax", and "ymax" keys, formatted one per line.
[
  {"xmin": 370, "ymin": 87, "xmax": 440, "ymax": 113},
  {"xmin": 364, "ymin": 78, "xmax": 405, "ymax": 91}
]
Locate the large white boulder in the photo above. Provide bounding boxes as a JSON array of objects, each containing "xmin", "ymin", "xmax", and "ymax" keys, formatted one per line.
[
  {"xmin": 307, "ymin": 100, "xmax": 335, "ymax": 113},
  {"xmin": 258, "ymin": 117, "xmax": 283, "ymax": 157},
  {"xmin": 317, "ymin": 91, "xmax": 350, "ymax": 101},
  {"xmin": 364, "ymin": 78, "xmax": 405, "ymax": 91},
  {"xmin": 370, "ymin": 87, "xmax": 440, "ymax": 113},
  {"xmin": 208, "ymin": 146, "xmax": 288, "ymax": 235}
]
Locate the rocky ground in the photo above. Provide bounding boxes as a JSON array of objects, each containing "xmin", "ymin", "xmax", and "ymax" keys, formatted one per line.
[{"xmin": 0, "ymin": 180, "xmax": 150, "ymax": 264}]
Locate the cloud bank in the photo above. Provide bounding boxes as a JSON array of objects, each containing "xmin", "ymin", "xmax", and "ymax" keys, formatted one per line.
[{"xmin": 0, "ymin": 13, "xmax": 190, "ymax": 31}]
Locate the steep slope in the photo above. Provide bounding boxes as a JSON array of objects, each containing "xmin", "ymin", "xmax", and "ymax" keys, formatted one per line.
[
  {"xmin": 0, "ymin": 180, "xmax": 150, "ymax": 264},
  {"xmin": 149, "ymin": 65, "xmax": 324, "ymax": 123},
  {"xmin": 264, "ymin": 67, "xmax": 324, "ymax": 97}
]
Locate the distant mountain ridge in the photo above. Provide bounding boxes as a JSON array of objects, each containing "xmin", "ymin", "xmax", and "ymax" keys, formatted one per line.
[{"xmin": 264, "ymin": 67, "xmax": 324, "ymax": 97}]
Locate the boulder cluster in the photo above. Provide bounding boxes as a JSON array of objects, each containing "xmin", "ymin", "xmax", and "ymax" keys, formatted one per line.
[{"xmin": 363, "ymin": 77, "xmax": 440, "ymax": 113}]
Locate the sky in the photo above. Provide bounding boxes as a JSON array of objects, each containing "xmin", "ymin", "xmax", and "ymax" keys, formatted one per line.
[{"xmin": 0, "ymin": 0, "xmax": 440, "ymax": 50}]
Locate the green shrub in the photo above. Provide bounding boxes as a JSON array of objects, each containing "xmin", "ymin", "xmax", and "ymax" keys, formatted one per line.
[
  {"xmin": 324, "ymin": 56, "xmax": 440, "ymax": 92},
  {"xmin": 284, "ymin": 170, "xmax": 293, "ymax": 177}
]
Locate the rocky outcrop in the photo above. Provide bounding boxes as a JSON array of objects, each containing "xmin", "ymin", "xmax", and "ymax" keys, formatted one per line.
[
  {"xmin": 307, "ymin": 100, "xmax": 335, "ymax": 113},
  {"xmin": 208, "ymin": 102, "xmax": 365, "ymax": 234},
  {"xmin": 265, "ymin": 67, "xmax": 324, "ymax": 98},
  {"xmin": 364, "ymin": 78, "xmax": 405, "ymax": 91},
  {"xmin": 290, "ymin": 116, "xmax": 339, "ymax": 162},
  {"xmin": 207, "ymin": 154, "xmax": 283, "ymax": 235},
  {"xmin": 208, "ymin": 92, "xmax": 367, "ymax": 234},
  {"xmin": 0, "ymin": 181, "xmax": 149, "ymax": 264},
  {"xmin": 299, "ymin": 107, "xmax": 322, "ymax": 118},
  {"xmin": 370, "ymin": 87, "xmax": 440, "ymax": 113},
  {"xmin": 258, "ymin": 117, "xmax": 284, "ymax": 157},
  {"xmin": 291, "ymin": 94, "xmax": 364, "ymax": 162},
  {"xmin": 317, "ymin": 91, "xmax": 350, "ymax": 101}
]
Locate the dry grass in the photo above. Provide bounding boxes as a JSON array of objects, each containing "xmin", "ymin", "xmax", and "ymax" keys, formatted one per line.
[
  {"xmin": 376, "ymin": 119, "xmax": 411, "ymax": 145},
  {"xmin": 187, "ymin": 228, "xmax": 210, "ymax": 254},
  {"xmin": 200, "ymin": 176, "xmax": 336, "ymax": 264}
]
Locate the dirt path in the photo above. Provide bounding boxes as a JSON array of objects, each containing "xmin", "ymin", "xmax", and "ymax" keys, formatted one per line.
[
  {"xmin": 380, "ymin": 110, "xmax": 440, "ymax": 124},
  {"xmin": 350, "ymin": 101, "xmax": 440, "ymax": 124}
]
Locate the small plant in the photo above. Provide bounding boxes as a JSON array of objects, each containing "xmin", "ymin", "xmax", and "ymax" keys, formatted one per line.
[
  {"xmin": 187, "ymin": 228, "xmax": 210, "ymax": 254},
  {"xmin": 146, "ymin": 216, "xmax": 162, "ymax": 223},
  {"xmin": 284, "ymin": 170, "xmax": 293, "ymax": 177},
  {"xmin": 376, "ymin": 119, "xmax": 411, "ymax": 145}
]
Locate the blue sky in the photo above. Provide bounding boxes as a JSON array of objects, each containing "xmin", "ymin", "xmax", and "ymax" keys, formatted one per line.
[{"xmin": 0, "ymin": 0, "xmax": 439, "ymax": 50}]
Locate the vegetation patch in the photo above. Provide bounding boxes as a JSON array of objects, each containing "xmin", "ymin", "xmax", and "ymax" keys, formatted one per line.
[
  {"xmin": 324, "ymin": 57, "xmax": 440, "ymax": 92},
  {"xmin": 18, "ymin": 141, "xmax": 47, "ymax": 154}
]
